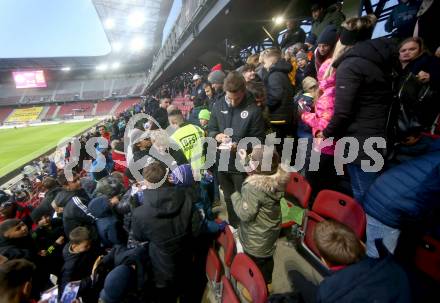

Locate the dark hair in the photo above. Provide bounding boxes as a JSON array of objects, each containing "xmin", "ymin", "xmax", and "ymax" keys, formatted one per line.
[
  {"xmin": 143, "ymin": 161, "xmax": 168, "ymax": 185},
  {"xmin": 223, "ymin": 71, "xmax": 246, "ymax": 93},
  {"xmin": 314, "ymin": 220, "xmax": 365, "ymax": 266},
  {"xmin": 56, "ymin": 171, "xmax": 78, "ymax": 186},
  {"xmin": 43, "ymin": 177, "xmax": 58, "ymax": 190},
  {"xmin": 203, "ymin": 82, "xmax": 212, "ymax": 89},
  {"xmin": 69, "ymin": 226, "xmax": 91, "ymax": 244},
  {"xmin": 246, "ymin": 81, "xmax": 266, "ymax": 99},
  {"xmin": 0, "ymin": 259, "xmax": 35, "ymax": 300},
  {"xmin": 242, "ymin": 64, "xmax": 256, "ymax": 74}
]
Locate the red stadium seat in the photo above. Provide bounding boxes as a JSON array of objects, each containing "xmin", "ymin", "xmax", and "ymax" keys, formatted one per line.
[
  {"xmin": 230, "ymin": 253, "xmax": 268, "ymax": 303},
  {"xmin": 216, "ymin": 226, "xmax": 236, "ymax": 278},
  {"xmin": 300, "ymin": 190, "xmax": 366, "ymax": 273},
  {"xmin": 281, "ymin": 172, "xmax": 312, "ymax": 229},
  {"xmin": 415, "ymin": 236, "xmax": 440, "ymax": 283},
  {"xmin": 221, "ymin": 275, "xmax": 240, "ymax": 303},
  {"xmin": 285, "ymin": 172, "xmax": 312, "ymax": 209},
  {"xmin": 312, "ymin": 190, "xmax": 366, "ymax": 239},
  {"xmin": 206, "ymin": 247, "xmax": 222, "ymax": 300}
]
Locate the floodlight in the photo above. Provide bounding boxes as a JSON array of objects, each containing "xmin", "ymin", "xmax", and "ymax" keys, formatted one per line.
[
  {"xmin": 96, "ymin": 63, "xmax": 108, "ymax": 71},
  {"xmin": 111, "ymin": 62, "xmax": 121, "ymax": 70},
  {"xmin": 112, "ymin": 42, "xmax": 122, "ymax": 52},
  {"xmin": 104, "ymin": 18, "xmax": 115, "ymax": 29},
  {"xmin": 130, "ymin": 37, "xmax": 145, "ymax": 52},
  {"xmin": 61, "ymin": 67, "xmax": 71, "ymax": 72},
  {"xmin": 128, "ymin": 11, "xmax": 145, "ymax": 28},
  {"xmin": 273, "ymin": 15, "xmax": 285, "ymax": 25}
]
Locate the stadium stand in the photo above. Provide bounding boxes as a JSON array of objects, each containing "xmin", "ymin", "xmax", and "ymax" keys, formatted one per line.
[
  {"xmin": 95, "ymin": 100, "xmax": 117, "ymax": 116},
  {"xmin": 1, "ymin": 1, "xmax": 439, "ymax": 303},
  {"xmin": 113, "ymin": 98, "xmax": 140, "ymax": 115},
  {"xmin": 54, "ymin": 102, "xmax": 94, "ymax": 119},
  {"xmin": 0, "ymin": 107, "xmax": 13, "ymax": 123}
]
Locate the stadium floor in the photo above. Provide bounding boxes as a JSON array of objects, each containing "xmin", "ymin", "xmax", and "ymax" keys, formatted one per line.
[{"xmin": 0, "ymin": 120, "xmax": 98, "ymax": 177}]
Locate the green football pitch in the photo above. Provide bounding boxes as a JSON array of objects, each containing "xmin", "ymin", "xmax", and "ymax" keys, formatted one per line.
[{"xmin": 0, "ymin": 120, "xmax": 98, "ymax": 178}]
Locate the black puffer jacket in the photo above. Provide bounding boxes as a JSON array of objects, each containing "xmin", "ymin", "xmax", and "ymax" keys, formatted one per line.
[
  {"xmin": 264, "ymin": 59, "xmax": 295, "ymax": 124},
  {"xmin": 0, "ymin": 235, "xmax": 36, "ymax": 261},
  {"xmin": 323, "ymin": 38, "xmax": 397, "ymax": 162},
  {"xmin": 131, "ymin": 185, "xmax": 196, "ymax": 288}
]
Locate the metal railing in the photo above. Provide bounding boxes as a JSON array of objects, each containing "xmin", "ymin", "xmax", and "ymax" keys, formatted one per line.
[{"xmin": 146, "ymin": 0, "xmax": 212, "ymax": 89}]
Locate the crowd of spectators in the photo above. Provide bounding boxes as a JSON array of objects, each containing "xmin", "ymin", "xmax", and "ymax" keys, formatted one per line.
[{"xmin": 0, "ymin": 1, "xmax": 439, "ymax": 302}]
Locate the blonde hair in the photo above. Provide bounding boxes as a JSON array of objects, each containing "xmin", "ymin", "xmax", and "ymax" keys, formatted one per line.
[
  {"xmin": 246, "ymin": 53, "xmax": 260, "ymax": 66},
  {"xmin": 302, "ymin": 76, "xmax": 318, "ymax": 94}
]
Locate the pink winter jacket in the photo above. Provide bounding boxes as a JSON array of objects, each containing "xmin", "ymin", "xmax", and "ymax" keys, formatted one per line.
[{"xmin": 301, "ymin": 58, "xmax": 335, "ymax": 155}]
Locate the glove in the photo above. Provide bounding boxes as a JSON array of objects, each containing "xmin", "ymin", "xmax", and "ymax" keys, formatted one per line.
[{"xmin": 217, "ymin": 221, "xmax": 228, "ymax": 232}]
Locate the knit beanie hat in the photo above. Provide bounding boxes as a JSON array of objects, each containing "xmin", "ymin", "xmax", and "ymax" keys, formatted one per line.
[
  {"xmin": 317, "ymin": 25, "xmax": 338, "ymax": 46},
  {"xmin": 99, "ymin": 265, "xmax": 135, "ymax": 303},
  {"xmin": 94, "ymin": 175, "xmax": 124, "ymax": 198},
  {"xmin": 340, "ymin": 27, "xmax": 373, "ymax": 45},
  {"xmin": 170, "ymin": 164, "xmax": 194, "ymax": 187},
  {"xmin": 30, "ymin": 205, "xmax": 53, "ymax": 223},
  {"xmin": 296, "ymin": 52, "xmax": 308, "ymax": 61},
  {"xmin": 305, "ymin": 33, "xmax": 317, "ymax": 45},
  {"xmin": 211, "ymin": 63, "xmax": 223, "ymax": 72},
  {"xmin": 208, "ymin": 70, "xmax": 226, "ymax": 85},
  {"xmin": 198, "ymin": 109, "xmax": 211, "ymax": 121}
]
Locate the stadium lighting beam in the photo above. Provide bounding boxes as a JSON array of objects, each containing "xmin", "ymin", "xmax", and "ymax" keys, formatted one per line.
[
  {"xmin": 273, "ymin": 15, "xmax": 285, "ymax": 25},
  {"xmin": 130, "ymin": 37, "xmax": 145, "ymax": 52},
  {"xmin": 96, "ymin": 63, "xmax": 108, "ymax": 71},
  {"xmin": 112, "ymin": 42, "xmax": 123, "ymax": 53},
  {"xmin": 127, "ymin": 11, "xmax": 145, "ymax": 28},
  {"xmin": 61, "ymin": 67, "xmax": 71, "ymax": 72},
  {"xmin": 111, "ymin": 62, "xmax": 121, "ymax": 70},
  {"xmin": 104, "ymin": 18, "xmax": 115, "ymax": 29}
]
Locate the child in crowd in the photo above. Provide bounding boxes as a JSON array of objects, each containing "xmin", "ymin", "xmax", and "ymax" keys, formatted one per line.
[
  {"xmin": 295, "ymin": 52, "xmax": 315, "ymax": 90},
  {"xmin": 231, "ymin": 146, "xmax": 289, "ymax": 293},
  {"xmin": 0, "ymin": 219, "xmax": 35, "ymax": 262},
  {"xmin": 31, "ymin": 210, "xmax": 65, "ymax": 275},
  {"xmin": 88, "ymin": 175, "xmax": 126, "ymax": 247},
  {"xmin": 295, "ymin": 76, "xmax": 318, "ymax": 139},
  {"xmin": 198, "ymin": 109, "xmax": 210, "ymax": 133},
  {"xmin": 314, "ymin": 220, "xmax": 411, "ymax": 302},
  {"xmin": 59, "ymin": 226, "xmax": 99, "ymax": 301}
]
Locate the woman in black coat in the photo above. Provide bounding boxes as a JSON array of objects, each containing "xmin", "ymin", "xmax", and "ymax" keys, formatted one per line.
[
  {"xmin": 322, "ymin": 15, "xmax": 396, "ymax": 202},
  {"xmin": 397, "ymin": 37, "xmax": 440, "ymax": 131}
]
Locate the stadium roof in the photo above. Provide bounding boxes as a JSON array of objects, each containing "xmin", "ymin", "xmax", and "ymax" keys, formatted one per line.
[{"xmin": 0, "ymin": 0, "xmax": 173, "ymax": 73}]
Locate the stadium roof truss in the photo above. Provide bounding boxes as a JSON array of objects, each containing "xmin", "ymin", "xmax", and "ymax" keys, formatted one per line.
[{"xmin": 0, "ymin": 0, "xmax": 173, "ymax": 73}]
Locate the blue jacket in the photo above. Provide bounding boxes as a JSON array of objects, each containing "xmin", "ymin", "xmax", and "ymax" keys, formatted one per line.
[
  {"xmin": 363, "ymin": 139, "xmax": 440, "ymax": 229},
  {"xmin": 88, "ymin": 196, "xmax": 123, "ymax": 247},
  {"xmin": 317, "ymin": 256, "xmax": 411, "ymax": 303}
]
